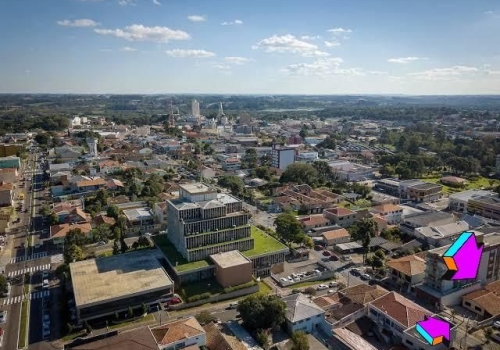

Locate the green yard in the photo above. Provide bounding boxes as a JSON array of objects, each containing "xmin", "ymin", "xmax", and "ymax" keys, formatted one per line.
[
  {"xmin": 243, "ymin": 226, "xmax": 287, "ymax": 257},
  {"xmin": 419, "ymin": 175, "xmax": 499, "ymax": 194}
]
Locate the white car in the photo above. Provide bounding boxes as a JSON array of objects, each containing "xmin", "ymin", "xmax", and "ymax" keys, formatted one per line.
[
  {"xmin": 494, "ymin": 321, "xmax": 500, "ymax": 329},
  {"xmin": 42, "ymin": 279, "xmax": 49, "ymax": 289},
  {"xmin": 280, "ymin": 277, "xmax": 288, "ymax": 282},
  {"xmin": 317, "ymin": 284, "xmax": 328, "ymax": 291}
]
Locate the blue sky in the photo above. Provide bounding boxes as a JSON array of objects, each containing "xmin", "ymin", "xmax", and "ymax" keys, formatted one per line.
[{"xmin": 1, "ymin": 0, "xmax": 500, "ymax": 94}]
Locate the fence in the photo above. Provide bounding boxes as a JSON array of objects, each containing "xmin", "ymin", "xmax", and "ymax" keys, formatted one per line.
[{"xmin": 168, "ymin": 285, "xmax": 259, "ymax": 311}]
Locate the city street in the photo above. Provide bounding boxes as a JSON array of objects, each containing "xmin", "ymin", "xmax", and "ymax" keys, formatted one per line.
[{"xmin": 242, "ymin": 202, "xmax": 277, "ymax": 228}]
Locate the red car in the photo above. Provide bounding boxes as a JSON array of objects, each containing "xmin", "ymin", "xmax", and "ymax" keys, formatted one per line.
[
  {"xmin": 315, "ymin": 245, "xmax": 323, "ymax": 251},
  {"xmin": 322, "ymin": 250, "xmax": 331, "ymax": 256},
  {"xmin": 329, "ymin": 255, "xmax": 339, "ymax": 261},
  {"xmin": 167, "ymin": 297, "xmax": 182, "ymax": 305}
]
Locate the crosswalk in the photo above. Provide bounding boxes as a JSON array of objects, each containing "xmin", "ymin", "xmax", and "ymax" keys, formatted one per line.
[
  {"xmin": 2, "ymin": 291, "xmax": 50, "ymax": 305},
  {"xmin": 7, "ymin": 264, "xmax": 51, "ymax": 277},
  {"xmin": 10, "ymin": 252, "xmax": 48, "ymax": 264},
  {"xmin": 51, "ymin": 254, "xmax": 63, "ymax": 264}
]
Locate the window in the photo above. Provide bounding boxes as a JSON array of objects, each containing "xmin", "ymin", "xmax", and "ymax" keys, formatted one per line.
[
  {"xmin": 406, "ymin": 340, "xmax": 414, "ymax": 346},
  {"xmin": 306, "ymin": 318, "xmax": 311, "ymax": 321},
  {"xmin": 464, "ymin": 301, "xmax": 471, "ymax": 307},
  {"xmin": 475, "ymin": 306, "xmax": 482, "ymax": 311}
]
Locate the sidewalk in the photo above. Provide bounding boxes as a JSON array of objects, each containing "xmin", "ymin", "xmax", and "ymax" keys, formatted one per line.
[{"xmin": 0, "ymin": 234, "xmax": 15, "ymax": 273}]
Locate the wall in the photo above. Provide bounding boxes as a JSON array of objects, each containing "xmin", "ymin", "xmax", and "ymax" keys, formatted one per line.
[{"xmin": 168, "ymin": 285, "xmax": 259, "ymax": 310}]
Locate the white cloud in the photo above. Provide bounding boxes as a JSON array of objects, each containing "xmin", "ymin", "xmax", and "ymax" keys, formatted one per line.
[
  {"xmin": 57, "ymin": 19, "xmax": 100, "ymax": 27},
  {"xmin": 224, "ymin": 56, "xmax": 250, "ymax": 65},
  {"xmin": 301, "ymin": 35, "xmax": 320, "ymax": 41},
  {"xmin": 368, "ymin": 71, "xmax": 388, "ymax": 75},
  {"xmin": 118, "ymin": 0, "xmax": 134, "ymax": 5},
  {"xmin": 153, "ymin": 0, "xmax": 161, "ymax": 5},
  {"xmin": 283, "ymin": 57, "xmax": 364, "ymax": 77},
  {"xmin": 409, "ymin": 65, "xmax": 479, "ymax": 80},
  {"xmin": 484, "ymin": 10, "xmax": 494, "ymax": 15},
  {"xmin": 165, "ymin": 49, "xmax": 215, "ymax": 58},
  {"xmin": 120, "ymin": 46, "xmax": 137, "ymax": 52},
  {"xmin": 324, "ymin": 40, "xmax": 340, "ymax": 48},
  {"xmin": 221, "ymin": 19, "xmax": 243, "ymax": 26},
  {"xmin": 95, "ymin": 24, "xmax": 190, "ymax": 43},
  {"xmin": 254, "ymin": 34, "xmax": 329, "ymax": 57},
  {"xmin": 188, "ymin": 15, "xmax": 206, "ymax": 22},
  {"xmin": 327, "ymin": 28, "xmax": 352, "ymax": 34},
  {"xmin": 387, "ymin": 56, "xmax": 428, "ymax": 64}
]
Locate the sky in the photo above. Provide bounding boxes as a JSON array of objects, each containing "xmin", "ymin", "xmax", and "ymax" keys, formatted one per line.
[{"xmin": 1, "ymin": 0, "xmax": 500, "ymax": 95}]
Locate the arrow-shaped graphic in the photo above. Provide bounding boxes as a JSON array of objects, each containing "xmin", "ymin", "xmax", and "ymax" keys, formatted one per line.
[
  {"xmin": 416, "ymin": 316, "xmax": 451, "ymax": 346},
  {"xmin": 442, "ymin": 231, "xmax": 483, "ymax": 280}
]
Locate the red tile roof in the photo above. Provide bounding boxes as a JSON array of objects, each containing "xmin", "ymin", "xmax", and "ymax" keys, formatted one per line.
[
  {"xmin": 326, "ymin": 207, "xmax": 355, "ymax": 216},
  {"xmin": 150, "ymin": 317, "xmax": 204, "ymax": 346},
  {"xmin": 370, "ymin": 292, "xmax": 432, "ymax": 328}
]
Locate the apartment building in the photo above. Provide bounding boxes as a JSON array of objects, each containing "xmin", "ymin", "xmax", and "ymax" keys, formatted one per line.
[
  {"xmin": 167, "ymin": 183, "xmax": 252, "ymax": 262},
  {"xmin": 271, "ymin": 145, "xmax": 295, "ymax": 170},
  {"xmin": 370, "ymin": 204, "xmax": 403, "ymax": 224},
  {"xmin": 122, "ymin": 206, "xmax": 160, "ymax": 236},
  {"xmin": 221, "ymin": 157, "xmax": 241, "ymax": 171},
  {"xmin": 468, "ymin": 195, "xmax": 500, "ymax": 221},
  {"xmin": 386, "ymin": 254, "xmax": 426, "ymax": 293},
  {"xmin": 448, "ymin": 189, "xmax": 496, "ymax": 213},
  {"xmin": 404, "ymin": 182, "xmax": 442, "ymax": 203}
]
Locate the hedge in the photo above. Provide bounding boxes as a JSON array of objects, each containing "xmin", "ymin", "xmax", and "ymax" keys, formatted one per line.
[
  {"xmin": 223, "ymin": 280, "xmax": 257, "ymax": 294},
  {"xmin": 187, "ymin": 292, "xmax": 211, "ymax": 303}
]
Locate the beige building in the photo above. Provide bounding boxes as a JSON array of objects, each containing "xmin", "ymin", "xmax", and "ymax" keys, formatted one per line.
[
  {"xmin": 321, "ymin": 228, "xmax": 350, "ymax": 246},
  {"xmin": 0, "ymin": 168, "xmax": 18, "ymax": 184},
  {"xmin": 323, "ymin": 207, "xmax": 357, "ymax": 228},
  {"xmin": 210, "ymin": 250, "xmax": 253, "ymax": 288},
  {"xmin": 0, "ymin": 182, "xmax": 14, "ymax": 207}
]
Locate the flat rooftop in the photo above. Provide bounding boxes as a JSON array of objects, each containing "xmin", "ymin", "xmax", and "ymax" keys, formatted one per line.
[
  {"xmin": 179, "ymin": 183, "xmax": 213, "ymax": 194},
  {"xmin": 217, "ymin": 193, "xmax": 240, "ymax": 204},
  {"xmin": 210, "ymin": 250, "xmax": 251, "ymax": 268},
  {"xmin": 122, "ymin": 207, "xmax": 154, "ymax": 221},
  {"xmin": 449, "ymin": 189, "xmax": 496, "ymax": 201},
  {"xmin": 70, "ymin": 251, "xmax": 173, "ymax": 308}
]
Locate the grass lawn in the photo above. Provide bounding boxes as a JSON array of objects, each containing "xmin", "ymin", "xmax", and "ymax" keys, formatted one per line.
[
  {"xmin": 61, "ymin": 330, "xmax": 87, "ymax": 342},
  {"xmin": 19, "ymin": 300, "xmax": 28, "ymax": 348},
  {"xmin": 178, "ymin": 279, "xmax": 224, "ymax": 300},
  {"xmin": 152, "ymin": 235, "xmax": 211, "ymax": 272},
  {"xmin": 109, "ymin": 313, "xmax": 155, "ymax": 330},
  {"xmin": 243, "ymin": 226, "xmax": 287, "ymax": 257},
  {"xmin": 257, "ymin": 281, "xmax": 272, "ymax": 295},
  {"xmin": 97, "ymin": 250, "xmax": 113, "ymax": 258},
  {"xmin": 419, "ymin": 175, "xmax": 499, "ymax": 194}
]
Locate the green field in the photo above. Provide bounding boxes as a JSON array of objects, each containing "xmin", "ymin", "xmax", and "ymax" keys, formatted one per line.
[
  {"xmin": 152, "ymin": 235, "xmax": 211, "ymax": 272},
  {"xmin": 243, "ymin": 226, "xmax": 287, "ymax": 257},
  {"xmin": 419, "ymin": 175, "xmax": 499, "ymax": 194}
]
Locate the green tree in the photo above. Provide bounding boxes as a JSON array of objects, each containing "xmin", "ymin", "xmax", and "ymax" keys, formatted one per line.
[
  {"xmin": 34, "ymin": 133, "xmax": 50, "ymax": 146},
  {"xmin": 39, "ymin": 204, "xmax": 51, "ymax": 216},
  {"xmin": 195, "ymin": 311, "xmax": 216, "ymax": 325},
  {"xmin": 64, "ymin": 244, "xmax": 84, "ymax": 264},
  {"xmin": 112, "ymin": 239, "xmax": 120, "ymax": 255},
  {"xmin": 244, "ymin": 148, "xmax": 259, "ymax": 168},
  {"xmin": 274, "ymin": 213, "xmax": 305, "ymax": 248},
  {"xmin": 348, "ymin": 218, "xmax": 377, "ymax": 262},
  {"xmin": 218, "ymin": 175, "xmax": 245, "ymax": 196},
  {"xmin": 47, "ymin": 212, "xmax": 59, "ymax": 226},
  {"xmin": 141, "ymin": 302, "xmax": 148, "ymax": 315},
  {"xmin": 237, "ymin": 295, "xmax": 286, "ymax": 331},
  {"xmin": 95, "ymin": 189, "xmax": 109, "ymax": 207},
  {"xmin": 299, "ymin": 125, "xmax": 309, "ymax": 140},
  {"xmin": 91, "ymin": 224, "xmax": 112, "ymax": 243},
  {"xmin": 255, "ymin": 166, "xmax": 272, "ymax": 181},
  {"xmin": 279, "ymin": 163, "xmax": 318, "ymax": 187},
  {"xmin": 0, "ymin": 275, "xmax": 8, "ymax": 294},
  {"xmin": 316, "ymin": 135, "xmax": 336, "ymax": 150},
  {"xmin": 106, "ymin": 205, "xmax": 120, "ymax": 219},
  {"xmin": 254, "ymin": 329, "xmax": 270, "ymax": 349},
  {"xmin": 312, "ymin": 161, "xmax": 334, "ymax": 182},
  {"xmin": 291, "ymin": 331, "xmax": 310, "ymax": 350},
  {"xmin": 65, "ymin": 228, "xmax": 88, "ymax": 247}
]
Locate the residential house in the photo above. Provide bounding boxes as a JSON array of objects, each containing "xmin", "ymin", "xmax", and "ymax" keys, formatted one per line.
[
  {"xmin": 330, "ymin": 328, "xmax": 378, "ymax": 350},
  {"xmin": 106, "ymin": 179, "xmax": 124, "ymax": 191},
  {"xmin": 282, "ymin": 293, "xmax": 331, "ymax": 335},
  {"xmin": 0, "ymin": 182, "xmax": 14, "ymax": 207},
  {"xmin": 321, "ymin": 228, "xmax": 350, "ymax": 246},
  {"xmin": 440, "ymin": 176, "xmax": 467, "ymax": 187},
  {"xmin": 64, "ymin": 326, "xmax": 158, "ymax": 350},
  {"xmin": 63, "ymin": 208, "xmax": 91, "ymax": 224},
  {"xmin": 386, "ymin": 254, "xmax": 426, "ymax": 293},
  {"xmin": 50, "ymin": 222, "xmax": 92, "ymax": 246},
  {"xmin": 370, "ymin": 204, "xmax": 403, "ymax": 224},
  {"xmin": 49, "ymin": 146, "xmax": 84, "ymax": 163},
  {"xmin": 0, "ymin": 168, "xmax": 18, "ymax": 183},
  {"xmin": 98, "ymin": 160, "xmax": 121, "ymax": 175},
  {"xmin": 367, "ymin": 292, "xmax": 433, "ymax": 345},
  {"xmin": 461, "ymin": 280, "xmax": 500, "ymax": 319},
  {"xmin": 92, "ymin": 214, "xmax": 116, "ymax": 228},
  {"xmin": 273, "ymin": 185, "xmax": 341, "ymax": 214},
  {"xmin": 221, "ymin": 157, "xmax": 241, "ymax": 171},
  {"xmin": 149, "ymin": 317, "xmax": 206, "ymax": 350},
  {"xmin": 123, "ymin": 206, "xmax": 160, "ymax": 236},
  {"xmin": 74, "ymin": 178, "xmax": 107, "ymax": 193},
  {"xmin": 324, "ymin": 207, "xmax": 357, "ymax": 228},
  {"xmin": 399, "ymin": 212, "xmax": 458, "ymax": 236},
  {"xmin": 300, "ymin": 215, "xmax": 331, "ymax": 232},
  {"xmin": 53, "ymin": 199, "xmax": 84, "ymax": 222},
  {"xmin": 203, "ymin": 322, "xmax": 247, "ymax": 350}
]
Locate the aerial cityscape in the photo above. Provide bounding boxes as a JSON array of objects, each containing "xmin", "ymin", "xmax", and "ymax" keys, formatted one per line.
[{"xmin": 1, "ymin": 1, "xmax": 500, "ymax": 350}]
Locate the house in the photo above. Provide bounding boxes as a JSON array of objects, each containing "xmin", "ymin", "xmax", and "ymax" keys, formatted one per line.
[
  {"xmin": 323, "ymin": 207, "xmax": 357, "ymax": 228},
  {"xmin": 74, "ymin": 178, "xmax": 107, "ymax": 193},
  {"xmin": 154, "ymin": 202, "xmax": 168, "ymax": 229},
  {"xmin": 386, "ymin": 255, "xmax": 426, "ymax": 293},
  {"xmin": 399, "ymin": 212, "xmax": 457, "ymax": 236},
  {"xmin": 150, "ymin": 317, "xmax": 206, "ymax": 350},
  {"xmin": 0, "ymin": 168, "xmax": 18, "ymax": 183},
  {"xmin": 106, "ymin": 179, "xmax": 125, "ymax": 190},
  {"xmin": 330, "ymin": 328, "xmax": 378, "ymax": 350},
  {"xmin": 413, "ymin": 220, "xmax": 470, "ymax": 247},
  {"xmin": 98, "ymin": 160, "xmax": 121, "ymax": 175},
  {"xmin": 50, "ymin": 222, "xmax": 92, "ymax": 246},
  {"xmin": 0, "ymin": 182, "xmax": 14, "ymax": 207},
  {"xmin": 64, "ymin": 326, "xmax": 158, "ymax": 350},
  {"xmin": 53, "ymin": 199, "xmax": 84, "ymax": 221},
  {"xmin": 63, "ymin": 208, "xmax": 91, "ymax": 224},
  {"xmin": 461, "ymin": 281, "xmax": 500, "ymax": 319},
  {"xmin": 367, "ymin": 292, "xmax": 433, "ymax": 345},
  {"xmin": 440, "ymin": 176, "xmax": 467, "ymax": 187},
  {"xmin": 203, "ymin": 322, "xmax": 247, "ymax": 350},
  {"xmin": 92, "ymin": 214, "xmax": 116, "ymax": 227},
  {"xmin": 321, "ymin": 228, "xmax": 350, "ymax": 246},
  {"xmin": 370, "ymin": 204, "xmax": 403, "ymax": 224},
  {"xmin": 221, "ymin": 157, "xmax": 241, "ymax": 171},
  {"xmin": 300, "ymin": 215, "xmax": 331, "ymax": 231},
  {"xmin": 282, "ymin": 293, "xmax": 330, "ymax": 335}
]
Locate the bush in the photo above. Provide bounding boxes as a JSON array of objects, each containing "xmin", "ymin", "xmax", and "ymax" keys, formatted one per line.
[
  {"xmin": 254, "ymin": 329, "xmax": 269, "ymax": 349},
  {"xmin": 304, "ymin": 287, "xmax": 316, "ymax": 296},
  {"xmin": 223, "ymin": 280, "xmax": 257, "ymax": 294},
  {"xmin": 187, "ymin": 292, "xmax": 211, "ymax": 303}
]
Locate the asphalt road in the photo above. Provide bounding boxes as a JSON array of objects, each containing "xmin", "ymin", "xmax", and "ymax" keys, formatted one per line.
[{"xmin": 242, "ymin": 202, "xmax": 277, "ymax": 229}]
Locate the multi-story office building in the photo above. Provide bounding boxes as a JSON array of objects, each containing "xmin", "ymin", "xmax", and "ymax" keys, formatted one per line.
[
  {"xmin": 467, "ymin": 195, "xmax": 500, "ymax": 221},
  {"xmin": 448, "ymin": 189, "xmax": 496, "ymax": 213},
  {"xmin": 415, "ymin": 231, "xmax": 500, "ymax": 308},
  {"xmin": 271, "ymin": 145, "xmax": 295, "ymax": 170},
  {"xmin": 167, "ymin": 183, "xmax": 252, "ymax": 262}
]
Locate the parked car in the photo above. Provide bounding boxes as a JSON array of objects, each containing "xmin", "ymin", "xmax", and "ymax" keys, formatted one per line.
[
  {"xmin": 494, "ymin": 321, "xmax": 500, "ymax": 329},
  {"xmin": 350, "ymin": 268, "xmax": 361, "ymax": 276},
  {"xmin": 97, "ymin": 241, "xmax": 107, "ymax": 246},
  {"xmin": 329, "ymin": 255, "xmax": 339, "ymax": 261},
  {"xmin": 329, "ymin": 282, "xmax": 339, "ymax": 288},
  {"xmin": 0, "ymin": 311, "xmax": 7, "ymax": 323},
  {"xmin": 167, "ymin": 297, "xmax": 181, "ymax": 305},
  {"xmin": 280, "ymin": 277, "xmax": 288, "ymax": 282},
  {"xmin": 314, "ymin": 245, "xmax": 323, "ymax": 251},
  {"xmin": 317, "ymin": 284, "xmax": 328, "ymax": 291},
  {"xmin": 228, "ymin": 302, "xmax": 239, "ymax": 309},
  {"xmin": 322, "ymin": 250, "xmax": 331, "ymax": 256},
  {"xmin": 42, "ymin": 270, "xmax": 49, "ymax": 279},
  {"xmin": 361, "ymin": 274, "xmax": 371, "ymax": 281}
]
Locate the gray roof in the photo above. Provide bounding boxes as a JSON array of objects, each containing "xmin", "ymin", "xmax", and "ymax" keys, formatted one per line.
[
  {"xmin": 449, "ymin": 189, "xmax": 496, "ymax": 201},
  {"xmin": 283, "ymin": 293, "xmax": 324, "ymax": 322},
  {"xmin": 403, "ymin": 211, "xmax": 455, "ymax": 227},
  {"xmin": 367, "ymin": 237, "xmax": 388, "ymax": 248},
  {"xmin": 415, "ymin": 220, "xmax": 469, "ymax": 239}
]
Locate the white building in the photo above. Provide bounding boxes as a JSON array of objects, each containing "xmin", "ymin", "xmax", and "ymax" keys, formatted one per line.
[
  {"xmin": 296, "ymin": 152, "xmax": 319, "ymax": 163},
  {"xmin": 328, "ymin": 160, "xmax": 373, "ymax": 182},
  {"xmin": 448, "ymin": 189, "xmax": 496, "ymax": 213},
  {"xmin": 271, "ymin": 145, "xmax": 295, "ymax": 170},
  {"xmin": 71, "ymin": 116, "xmax": 81, "ymax": 128},
  {"xmin": 192, "ymin": 99, "xmax": 200, "ymax": 118},
  {"xmin": 370, "ymin": 204, "xmax": 404, "ymax": 224},
  {"xmin": 282, "ymin": 293, "xmax": 330, "ymax": 335}
]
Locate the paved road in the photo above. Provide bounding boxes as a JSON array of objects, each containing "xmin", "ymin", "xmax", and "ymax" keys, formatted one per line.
[{"xmin": 242, "ymin": 202, "xmax": 277, "ymax": 229}]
